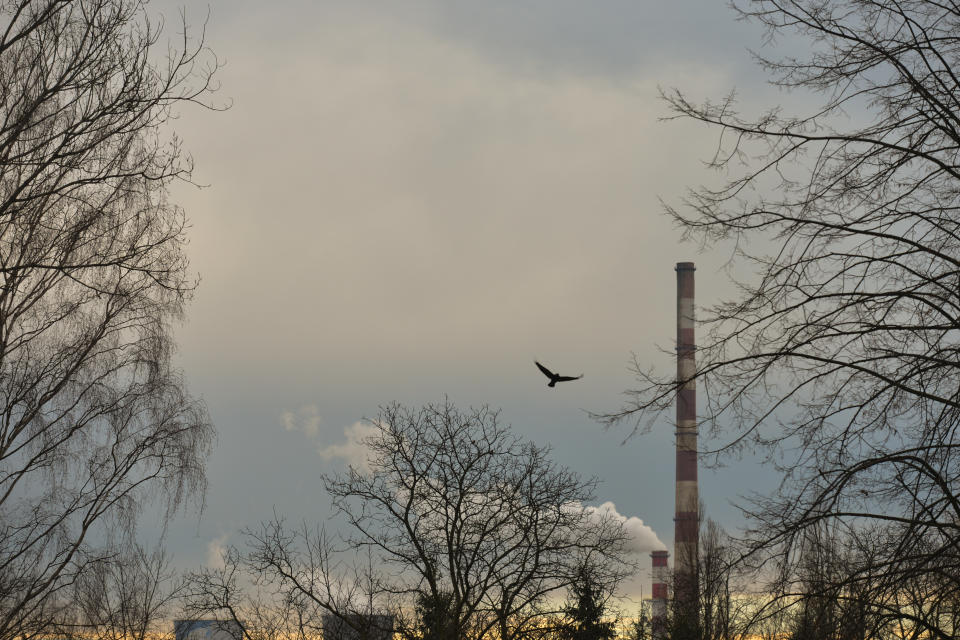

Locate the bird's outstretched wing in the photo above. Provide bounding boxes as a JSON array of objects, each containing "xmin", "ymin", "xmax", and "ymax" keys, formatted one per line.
[
  {"xmin": 555, "ymin": 374, "xmax": 583, "ymax": 382},
  {"xmin": 535, "ymin": 361, "xmax": 556, "ymax": 379}
]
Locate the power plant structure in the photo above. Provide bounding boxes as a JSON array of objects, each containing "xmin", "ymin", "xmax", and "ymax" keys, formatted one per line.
[
  {"xmin": 650, "ymin": 549, "xmax": 670, "ymax": 637},
  {"xmin": 674, "ymin": 261, "xmax": 699, "ymax": 638}
]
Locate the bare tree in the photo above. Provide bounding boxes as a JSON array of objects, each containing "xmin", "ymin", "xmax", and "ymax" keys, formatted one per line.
[
  {"xmin": 323, "ymin": 402, "xmax": 632, "ymax": 640},
  {"xmin": 183, "ymin": 540, "xmax": 336, "ymax": 640},
  {"xmin": 699, "ymin": 520, "xmax": 734, "ymax": 640},
  {"xmin": 66, "ymin": 544, "xmax": 183, "ymax": 640},
  {"xmin": 655, "ymin": 517, "xmax": 754, "ymax": 640},
  {"xmin": 750, "ymin": 602, "xmax": 791, "ymax": 640},
  {"xmin": 0, "ymin": 1, "xmax": 219, "ymax": 638},
  {"xmin": 601, "ymin": 1, "xmax": 960, "ymax": 638},
  {"xmin": 188, "ymin": 402, "xmax": 633, "ymax": 640}
]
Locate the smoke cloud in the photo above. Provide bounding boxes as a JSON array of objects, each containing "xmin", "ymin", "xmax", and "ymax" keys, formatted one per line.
[{"xmin": 587, "ymin": 501, "xmax": 667, "ymax": 553}]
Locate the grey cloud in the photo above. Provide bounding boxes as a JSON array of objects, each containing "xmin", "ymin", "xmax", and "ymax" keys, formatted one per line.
[
  {"xmin": 152, "ymin": 0, "xmax": 779, "ymax": 584},
  {"xmin": 249, "ymin": 0, "xmax": 763, "ymax": 81},
  {"xmin": 412, "ymin": 0, "xmax": 760, "ymax": 79}
]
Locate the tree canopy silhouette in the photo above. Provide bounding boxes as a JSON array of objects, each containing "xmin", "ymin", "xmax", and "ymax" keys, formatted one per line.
[
  {"xmin": 603, "ymin": 2, "xmax": 960, "ymax": 638},
  {"xmin": 188, "ymin": 401, "xmax": 632, "ymax": 640},
  {"xmin": 0, "ymin": 1, "xmax": 219, "ymax": 637}
]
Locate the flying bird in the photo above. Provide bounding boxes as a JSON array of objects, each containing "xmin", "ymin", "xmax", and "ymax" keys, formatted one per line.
[{"xmin": 535, "ymin": 361, "xmax": 583, "ymax": 388}]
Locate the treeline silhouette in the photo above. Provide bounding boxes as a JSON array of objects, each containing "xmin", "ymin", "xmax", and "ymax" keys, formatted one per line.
[{"xmin": 5, "ymin": 1, "xmax": 960, "ymax": 640}]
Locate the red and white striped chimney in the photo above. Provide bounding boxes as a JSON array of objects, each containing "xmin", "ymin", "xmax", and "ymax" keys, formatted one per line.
[
  {"xmin": 650, "ymin": 550, "xmax": 669, "ymax": 638},
  {"xmin": 674, "ymin": 262, "xmax": 699, "ymax": 628}
]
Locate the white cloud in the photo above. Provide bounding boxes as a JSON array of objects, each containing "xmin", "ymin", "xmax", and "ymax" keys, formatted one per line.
[
  {"xmin": 316, "ymin": 420, "xmax": 380, "ymax": 472},
  {"xmin": 280, "ymin": 404, "xmax": 380, "ymax": 471},
  {"xmin": 281, "ymin": 407, "xmax": 379, "ymax": 472},
  {"xmin": 586, "ymin": 501, "xmax": 666, "ymax": 554},
  {"xmin": 206, "ymin": 533, "xmax": 230, "ymax": 569},
  {"xmin": 282, "ymin": 404, "xmax": 322, "ymax": 438}
]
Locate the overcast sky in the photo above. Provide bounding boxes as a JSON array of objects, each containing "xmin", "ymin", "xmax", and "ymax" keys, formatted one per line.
[{"xmin": 152, "ymin": 0, "xmax": 793, "ymax": 601}]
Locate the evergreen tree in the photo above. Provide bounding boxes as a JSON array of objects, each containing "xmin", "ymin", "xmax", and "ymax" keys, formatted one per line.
[
  {"xmin": 415, "ymin": 591, "xmax": 456, "ymax": 640},
  {"xmin": 559, "ymin": 569, "xmax": 617, "ymax": 640},
  {"xmin": 626, "ymin": 605, "xmax": 649, "ymax": 640}
]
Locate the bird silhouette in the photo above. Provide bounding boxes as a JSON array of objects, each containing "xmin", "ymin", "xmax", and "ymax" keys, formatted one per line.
[{"xmin": 535, "ymin": 361, "xmax": 583, "ymax": 388}]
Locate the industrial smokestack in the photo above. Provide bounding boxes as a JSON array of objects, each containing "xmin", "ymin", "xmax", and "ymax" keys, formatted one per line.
[
  {"xmin": 650, "ymin": 550, "xmax": 669, "ymax": 639},
  {"xmin": 674, "ymin": 262, "xmax": 698, "ymax": 636}
]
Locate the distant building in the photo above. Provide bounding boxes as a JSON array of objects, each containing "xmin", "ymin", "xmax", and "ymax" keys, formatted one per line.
[
  {"xmin": 321, "ymin": 613, "xmax": 393, "ymax": 640},
  {"xmin": 174, "ymin": 619, "xmax": 244, "ymax": 640}
]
